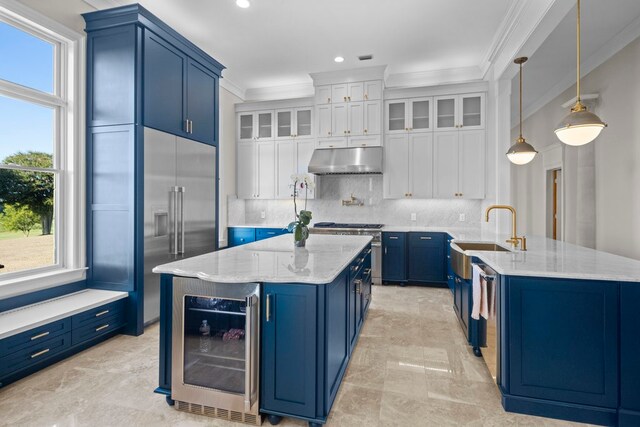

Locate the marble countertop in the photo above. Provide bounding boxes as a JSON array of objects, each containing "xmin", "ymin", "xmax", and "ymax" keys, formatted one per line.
[{"xmin": 153, "ymin": 234, "xmax": 372, "ymax": 284}]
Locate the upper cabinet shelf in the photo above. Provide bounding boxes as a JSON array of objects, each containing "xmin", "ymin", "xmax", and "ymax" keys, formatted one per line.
[{"xmin": 434, "ymin": 93, "xmax": 485, "ymax": 131}]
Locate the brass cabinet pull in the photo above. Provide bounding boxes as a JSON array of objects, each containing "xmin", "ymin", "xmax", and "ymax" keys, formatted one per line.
[
  {"xmin": 95, "ymin": 324, "xmax": 110, "ymax": 332},
  {"xmin": 31, "ymin": 348, "xmax": 50, "ymax": 359},
  {"xmin": 30, "ymin": 331, "xmax": 50, "ymax": 341},
  {"xmin": 95, "ymin": 310, "xmax": 109, "ymax": 317}
]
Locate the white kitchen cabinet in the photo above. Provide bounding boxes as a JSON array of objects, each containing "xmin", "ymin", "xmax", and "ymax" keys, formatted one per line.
[
  {"xmin": 317, "ymin": 104, "xmax": 332, "ymax": 137},
  {"xmin": 276, "ymin": 107, "xmax": 313, "ymax": 139},
  {"xmin": 364, "ymin": 80, "xmax": 382, "ymax": 100},
  {"xmin": 348, "ymin": 82, "xmax": 364, "ymax": 102},
  {"xmin": 237, "ymin": 141, "xmax": 256, "ymax": 198},
  {"xmin": 364, "ymin": 100, "xmax": 381, "ymax": 135},
  {"xmin": 385, "ymin": 97, "xmax": 432, "ymax": 134},
  {"xmin": 237, "ymin": 140, "xmax": 275, "ymax": 199},
  {"xmin": 275, "ymin": 140, "xmax": 296, "ymax": 199},
  {"xmin": 315, "ymin": 85, "xmax": 331, "ymax": 104},
  {"xmin": 296, "ymin": 139, "xmax": 316, "ymax": 199},
  {"xmin": 435, "ymin": 93, "xmax": 484, "ymax": 131},
  {"xmin": 433, "ymin": 130, "xmax": 484, "ymax": 199},
  {"xmin": 316, "ymin": 137, "xmax": 347, "ymax": 149},
  {"xmin": 383, "ymin": 133, "xmax": 432, "ymax": 199},
  {"xmin": 331, "ymin": 103, "xmax": 348, "ymax": 137},
  {"xmin": 348, "ymin": 135, "xmax": 381, "ymax": 148},
  {"xmin": 331, "ymin": 84, "xmax": 348, "ymax": 103},
  {"xmin": 237, "ymin": 111, "xmax": 274, "ymax": 140},
  {"xmin": 348, "ymin": 102, "xmax": 364, "ymax": 136}
]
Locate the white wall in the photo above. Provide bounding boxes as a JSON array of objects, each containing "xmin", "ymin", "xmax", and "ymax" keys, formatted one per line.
[
  {"xmin": 513, "ymin": 35, "xmax": 640, "ymax": 260},
  {"xmin": 218, "ymin": 86, "xmax": 243, "ymax": 246}
]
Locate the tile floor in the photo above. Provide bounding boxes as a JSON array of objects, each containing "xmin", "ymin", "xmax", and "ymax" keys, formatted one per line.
[{"xmin": 0, "ymin": 285, "xmax": 589, "ymax": 426}]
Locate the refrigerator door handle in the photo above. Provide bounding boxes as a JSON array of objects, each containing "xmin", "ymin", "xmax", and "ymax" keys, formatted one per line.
[
  {"xmin": 178, "ymin": 187, "xmax": 185, "ymax": 254},
  {"xmin": 170, "ymin": 187, "xmax": 179, "ymax": 255}
]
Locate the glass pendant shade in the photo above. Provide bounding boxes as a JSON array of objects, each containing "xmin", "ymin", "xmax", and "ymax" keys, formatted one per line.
[
  {"xmin": 506, "ymin": 137, "xmax": 537, "ymax": 165},
  {"xmin": 554, "ymin": 107, "xmax": 606, "ymax": 146}
]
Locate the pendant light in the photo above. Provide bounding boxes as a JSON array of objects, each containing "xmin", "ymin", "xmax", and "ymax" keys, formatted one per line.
[
  {"xmin": 507, "ymin": 57, "xmax": 538, "ymax": 165},
  {"xmin": 554, "ymin": 0, "xmax": 606, "ymax": 146}
]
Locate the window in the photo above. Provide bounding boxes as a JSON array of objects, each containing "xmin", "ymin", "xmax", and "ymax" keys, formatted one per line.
[{"xmin": 0, "ymin": 3, "xmax": 85, "ymax": 297}]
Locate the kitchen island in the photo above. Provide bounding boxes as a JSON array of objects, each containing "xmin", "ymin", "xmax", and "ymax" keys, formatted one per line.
[{"xmin": 152, "ymin": 234, "xmax": 373, "ymax": 427}]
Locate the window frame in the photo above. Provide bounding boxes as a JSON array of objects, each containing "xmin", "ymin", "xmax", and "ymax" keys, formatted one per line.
[{"xmin": 0, "ymin": 0, "xmax": 86, "ymax": 299}]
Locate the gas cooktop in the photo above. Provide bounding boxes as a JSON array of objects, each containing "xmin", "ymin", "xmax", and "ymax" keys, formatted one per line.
[{"xmin": 313, "ymin": 222, "xmax": 384, "ymax": 229}]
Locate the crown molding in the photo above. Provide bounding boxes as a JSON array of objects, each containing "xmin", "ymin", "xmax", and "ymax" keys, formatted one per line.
[
  {"xmin": 521, "ymin": 11, "xmax": 640, "ymax": 124},
  {"xmin": 220, "ymin": 78, "xmax": 246, "ymax": 101},
  {"xmin": 479, "ymin": 0, "xmax": 528, "ymax": 78},
  {"xmin": 385, "ymin": 66, "xmax": 483, "ymax": 89},
  {"xmin": 243, "ymin": 82, "xmax": 315, "ymax": 102},
  {"xmin": 309, "ymin": 65, "xmax": 387, "ymax": 86},
  {"xmin": 82, "ymin": 0, "xmax": 123, "ymax": 10}
]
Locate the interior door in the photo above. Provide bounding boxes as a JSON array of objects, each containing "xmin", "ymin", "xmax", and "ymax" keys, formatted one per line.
[
  {"xmin": 177, "ymin": 136, "xmax": 217, "ymax": 258},
  {"xmin": 143, "ymin": 127, "xmax": 177, "ymax": 324}
]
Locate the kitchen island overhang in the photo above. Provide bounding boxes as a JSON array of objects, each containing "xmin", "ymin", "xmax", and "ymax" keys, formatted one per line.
[{"xmin": 152, "ymin": 234, "xmax": 373, "ymax": 427}]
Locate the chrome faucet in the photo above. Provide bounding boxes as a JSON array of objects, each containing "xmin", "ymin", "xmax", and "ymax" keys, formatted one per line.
[
  {"xmin": 341, "ymin": 193, "xmax": 363, "ymax": 206},
  {"xmin": 485, "ymin": 205, "xmax": 527, "ymax": 251}
]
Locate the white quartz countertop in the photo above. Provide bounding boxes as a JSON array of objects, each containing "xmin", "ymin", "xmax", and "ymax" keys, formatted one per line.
[{"xmin": 153, "ymin": 234, "xmax": 372, "ymax": 284}]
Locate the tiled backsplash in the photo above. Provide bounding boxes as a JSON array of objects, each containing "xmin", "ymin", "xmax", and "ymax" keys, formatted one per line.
[{"xmin": 229, "ymin": 175, "xmax": 482, "ymax": 227}]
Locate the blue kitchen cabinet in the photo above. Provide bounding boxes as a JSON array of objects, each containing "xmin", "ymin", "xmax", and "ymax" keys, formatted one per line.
[
  {"xmin": 255, "ymin": 227, "xmax": 288, "ymax": 241},
  {"xmin": 619, "ymin": 282, "xmax": 640, "ymax": 426},
  {"xmin": 348, "ymin": 248, "xmax": 370, "ymax": 352},
  {"xmin": 228, "ymin": 227, "xmax": 256, "ymax": 247},
  {"xmin": 382, "ymin": 232, "xmax": 407, "ymax": 283},
  {"xmin": 407, "ymin": 232, "xmax": 446, "ymax": 284},
  {"xmin": 186, "ymin": 59, "xmax": 217, "ymax": 144},
  {"xmin": 84, "ymin": 4, "xmax": 224, "ymax": 335},
  {"xmin": 262, "ymin": 283, "xmax": 318, "ymax": 419},
  {"xmin": 446, "ymin": 235, "xmax": 454, "ymax": 292},
  {"xmin": 143, "ymin": 30, "xmax": 187, "ymax": 137},
  {"xmin": 505, "ymin": 277, "xmax": 618, "ymax": 412},
  {"xmin": 452, "ymin": 273, "xmax": 484, "ymax": 355}
]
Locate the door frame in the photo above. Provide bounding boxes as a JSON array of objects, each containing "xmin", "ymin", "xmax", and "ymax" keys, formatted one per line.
[{"xmin": 542, "ymin": 144, "xmax": 565, "ymax": 241}]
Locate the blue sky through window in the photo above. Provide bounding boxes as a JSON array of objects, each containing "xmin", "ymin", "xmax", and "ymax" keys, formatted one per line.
[{"xmin": 0, "ymin": 21, "xmax": 55, "ymax": 163}]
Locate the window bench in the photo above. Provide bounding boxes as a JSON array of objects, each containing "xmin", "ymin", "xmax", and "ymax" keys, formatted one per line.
[{"xmin": 0, "ymin": 289, "xmax": 128, "ymax": 387}]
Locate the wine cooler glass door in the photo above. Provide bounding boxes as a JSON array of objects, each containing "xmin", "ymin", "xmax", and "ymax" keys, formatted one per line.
[{"xmin": 183, "ymin": 295, "xmax": 247, "ymax": 394}]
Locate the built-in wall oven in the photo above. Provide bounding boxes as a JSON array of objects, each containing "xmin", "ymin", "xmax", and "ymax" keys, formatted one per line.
[
  {"xmin": 171, "ymin": 278, "xmax": 261, "ymax": 425},
  {"xmin": 310, "ymin": 223, "xmax": 382, "ymax": 285}
]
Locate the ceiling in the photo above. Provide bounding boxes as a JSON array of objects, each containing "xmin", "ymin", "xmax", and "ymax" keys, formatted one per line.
[
  {"xmin": 109, "ymin": 0, "xmax": 513, "ymax": 97},
  {"xmin": 511, "ymin": 0, "xmax": 640, "ymax": 127}
]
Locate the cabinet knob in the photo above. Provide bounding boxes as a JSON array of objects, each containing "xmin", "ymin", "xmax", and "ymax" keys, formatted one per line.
[
  {"xmin": 364, "ymin": 129, "xmax": 368, "ymax": 133},
  {"xmin": 343, "ymin": 96, "xmax": 347, "ymax": 102},
  {"xmin": 348, "ymin": 96, "xmax": 351, "ymax": 101},
  {"xmin": 361, "ymin": 143, "xmax": 366, "ymax": 147},
  {"xmin": 405, "ymin": 128, "xmax": 408, "ymax": 131},
  {"xmin": 329, "ymin": 145, "xmax": 334, "ymax": 148},
  {"xmin": 347, "ymin": 130, "xmax": 351, "ymax": 134},
  {"xmin": 328, "ymin": 131, "xmax": 331, "ymax": 135},
  {"xmin": 364, "ymin": 94, "xmax": 368, "ymax": 100},
  {"xmin": 328, "ymin": 97, "xmax": 331, "ymax": 103}
]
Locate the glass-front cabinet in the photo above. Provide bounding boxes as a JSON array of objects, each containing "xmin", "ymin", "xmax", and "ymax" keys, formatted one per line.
[
  {"xmin": 276, "ymin": 107, "xmax": 313, "ymax": 139},
  {"xmin": 172, "ymin": 278, "xmax": 260, "ymax": 417},
  {"xmin": 237, "ymin": 111, "xmax": 274, "ymax": 140},
  {"xmin": 434, "ymin": 93, "xmax": 485, "ymax": 131},
  {"xmin": 385, "ymin": 97, "xmax": 432, "ymax": 134}
]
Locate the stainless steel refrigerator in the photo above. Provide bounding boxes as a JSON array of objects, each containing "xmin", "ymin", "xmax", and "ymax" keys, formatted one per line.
[{"xmin": 144, "ymin": 127, "xmax": 217, "ymax": 324}]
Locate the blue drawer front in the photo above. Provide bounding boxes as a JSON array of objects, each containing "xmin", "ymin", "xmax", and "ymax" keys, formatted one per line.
[
  {"xmin": 1, "ymin": 332, "xmax": 72, "ymax": 376},
  {"xmin": 72, "ymin": 312, "xmax": 126, "ymax": 345},
  {"xmin": 1, "ymin": 318, "xmax": 72, "ymax": 357},
  {"xmin": 255, "ymin": 227, "xmax": 288, "ymax": 241},
  {"xmin": 228, "ymin": 227, "xmax": 256, "ymax": 247},
  {"xmin": 71, "ymin": 300, "xmax": 125, "ymax": 329}
]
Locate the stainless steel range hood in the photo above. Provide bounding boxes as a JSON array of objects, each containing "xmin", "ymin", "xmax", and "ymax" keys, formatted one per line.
[{"xmin": 308, "ymin": 146, "xmax": 383, "ymax": 175}]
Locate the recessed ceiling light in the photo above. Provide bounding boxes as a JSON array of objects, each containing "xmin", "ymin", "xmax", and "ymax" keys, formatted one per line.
[
  {"xmin": 236, "ymin": 0, "xmax": 250, "ymax": 8},
  {"xmin": 334, "ymin": 56, "xmax": 344, "ymax": 63}
]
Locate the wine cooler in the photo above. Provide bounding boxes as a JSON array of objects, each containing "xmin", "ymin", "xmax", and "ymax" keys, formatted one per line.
[{"xmin": 171, "ymin": 278, "xmax": 260, "ymax": 425}]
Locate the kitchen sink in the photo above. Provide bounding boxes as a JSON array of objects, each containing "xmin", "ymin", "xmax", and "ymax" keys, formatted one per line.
[{"xmin": 450, "ymin": 241, "xmax": 511, "ymax": 280}]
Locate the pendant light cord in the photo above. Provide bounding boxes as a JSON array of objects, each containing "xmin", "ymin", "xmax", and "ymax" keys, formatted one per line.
[
  {"xmin": 519, "ymin": 61, "xmax": 523, "ymax": 140},
  {"xmin": 576, "ymin": 0, "xmax": 581, "ymax": 103}
]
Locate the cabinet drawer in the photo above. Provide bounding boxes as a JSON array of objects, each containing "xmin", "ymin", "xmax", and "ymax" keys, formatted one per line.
[
  {"xmin": 408, "ymin": 232, "xmax": 445, "ymax": 245},
  {"xmin": 72, "ymin": 312, "xmax": 126, "ymax": 345},
  {"xmin": 1, "ymin": 318, "xmax": 71, "ymax": 357},
  {"xmin": 228, "ymin": 227, "xmax": 256, "ymax": 247},
  {"xmin": 1, "ymin": 332, "xmax": 71, "ymax": 376},
  {"xmin": 255, "ymin": 227, "xmax": 287, "ymax": 241},
  {"xmin": 348, "ymin": 135, "xmax": 381, "ymax": 147},
  {"xmin": 71, "ymin": 300, "xmax": 125, "ymax": 329},
  {"xmin": 316, "ymin": 138, "xmax": 347, "ymax": 149}
]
